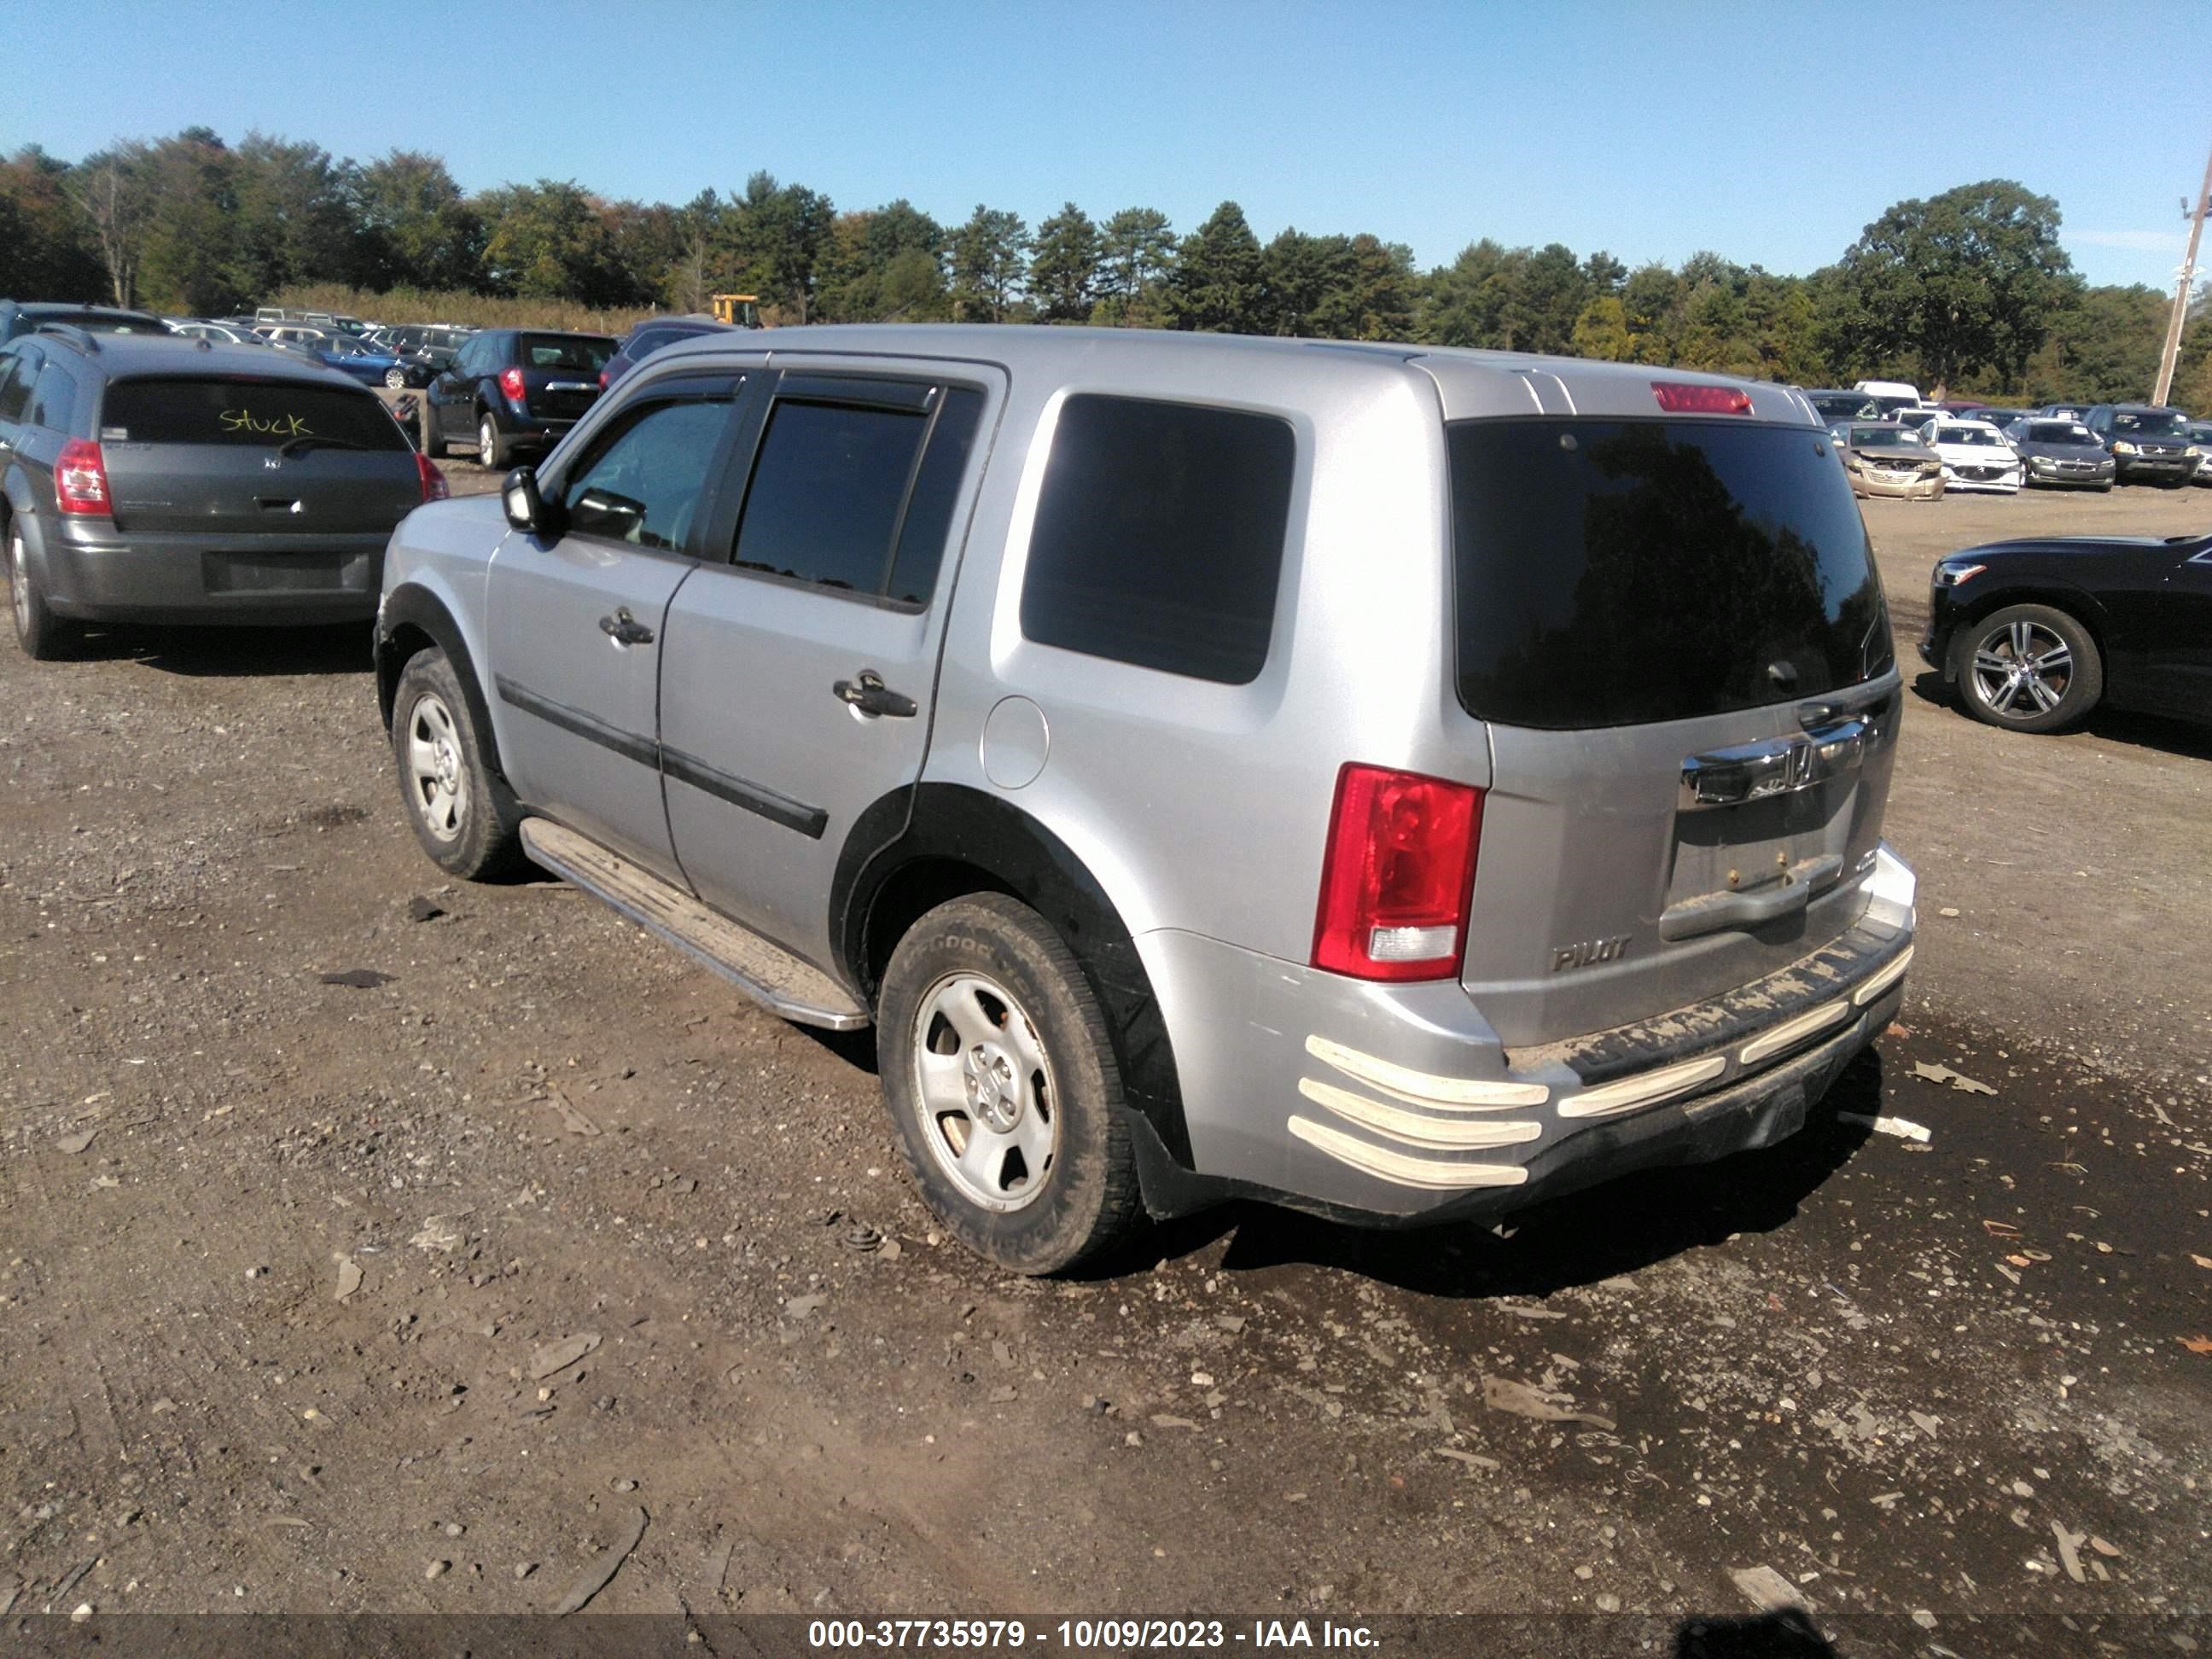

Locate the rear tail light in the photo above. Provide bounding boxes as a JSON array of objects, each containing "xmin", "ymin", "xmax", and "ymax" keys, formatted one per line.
[
  {"xmin": 1312, "ymin": 764, "xmax": 1483, "ymax": 982},
  {"xmin": 415, "ymin": 451, "xmax": 450, "ymax": 503},
  {"xmin": 1652, "ymin": 381, "xmax": 1752, "ymax": 415},
  {"xmin": 55, "ymin": 438, "xmax": 111, "ymax": 515},
  {"xmin": 498, "ymin": 366, "xmax": 527, "ymax": 403}
]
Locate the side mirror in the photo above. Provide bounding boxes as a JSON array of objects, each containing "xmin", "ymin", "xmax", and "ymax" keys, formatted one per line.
[{"xmin": 503, "ymin": 466, "xmax": 564, "ymax": 536}]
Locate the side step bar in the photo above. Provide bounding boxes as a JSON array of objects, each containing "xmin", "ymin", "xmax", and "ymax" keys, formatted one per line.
[{"xmin": 519, "ymin": 818, "xmax": 870, "ymax": 1032}]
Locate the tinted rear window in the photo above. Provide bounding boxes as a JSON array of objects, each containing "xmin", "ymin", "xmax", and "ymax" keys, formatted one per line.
[
  {"xmin": 518, "ymin": 334, "xmax": 614, "ymax": 372},
  {"xmin": 99, "ymin": 377, "xmax": 409, "ymax": 451},
  {"xmin": 1449, "ymin": 419, "xmax": 1891, "ymax": 730},
  {"xmin": 1020, "ymin": 395, "xmax": 1295, "ymax": 684}
]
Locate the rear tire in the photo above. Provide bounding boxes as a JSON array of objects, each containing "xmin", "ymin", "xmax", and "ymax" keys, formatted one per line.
[
  {"xmin": 419, "ymin": 401, "xmax": 445, "ymax": 458},
  {"xmin": 9, "ymin": 521, "xmax": 79, "ymax": 661},
  {"xmin": 876, "ymin": 894, "xmax": 1144, "ymax": 1275},
  {"xmin": 478, "ymin": 413, "xmax": 511, "ymax": 471},
  {"xmin": 384, "ymin": 366, "xmax": 407, "ymax": 390},
  {"xmin": 389, "ymin": 647, "xmax": 526, "ymax": 879},
  {"xmin": 1949, "ymin": 602, "xmax": 2102, "ymax": 735}
]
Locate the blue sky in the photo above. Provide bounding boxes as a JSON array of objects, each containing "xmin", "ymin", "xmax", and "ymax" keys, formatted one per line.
[{"xmin": 6, "ymin": 0, "xmax": 2205, "ymax": 290}]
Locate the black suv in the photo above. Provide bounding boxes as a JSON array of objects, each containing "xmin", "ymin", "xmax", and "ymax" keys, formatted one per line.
[
  {"xmin": 419, "ymin": 329, "xmax": 615, "ymax": 468},
  {"xmin": 0, "ymin": 300, "xmax": 170, "ymax": 344},
  {"xmin": 0, "ymin": 329, "xmax": 445, "ymax": 655},
  {"xmin": 2083, "ymin": 404, "xmax": 2200, "ymax": 485}
]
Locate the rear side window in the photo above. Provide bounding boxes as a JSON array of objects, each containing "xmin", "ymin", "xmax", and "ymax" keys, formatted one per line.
[
  {"xmin": 1020, "ymin": 395, "xmax": 1295, "ymax": 684},
  {"xmin": 29, "ymin": 364, "xmax": 75, "ymax": 431},
  {"xmin": 1449, "ymin": 419, "xmax": 1892, "ymax": 730},
  {"xmin": 518, "ymin": 333, "xmax": 614, "ymax": 373},
  {"xmin": 734, "ymin": 400, "xmax": 928, "ymax": 592},
  {"xmin": 0, "ymin": 354, "xmax": 32, "ymax": 422},
  {"xmin": 99, "ymin": 378, "xmax": 409, "ymax": 451}
]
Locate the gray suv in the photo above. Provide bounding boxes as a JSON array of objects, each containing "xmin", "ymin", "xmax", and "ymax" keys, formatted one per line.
[{"xmin": 373, "ymin": 327, "xmax": 1918, "ymax": 1273}]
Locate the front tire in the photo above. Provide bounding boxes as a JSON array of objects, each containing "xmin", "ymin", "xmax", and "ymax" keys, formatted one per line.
[
  {"xmin": 9, "ymin": 521, "xmax": 79, "ymax": 661},
  {"xmin": 389, "ymin": 648, "xmax": 525, "ymax": 879},
  {"xmin": 876, "ymin": 894, "xmax": 1144, "ymax": 1274},
  {"xmin": 1950, "ymin": 602, "xmax": 2103, "ymax": 735},
  {"xmin": 478, "ymin": 414, "xmax": 511, "ymax": 471}
]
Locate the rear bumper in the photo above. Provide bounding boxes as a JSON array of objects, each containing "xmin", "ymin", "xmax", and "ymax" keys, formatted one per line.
[
  {"xmin": 1138, "ymin": 844, "xmax": 1917, "ymax": 1224},
  {"xmin": 38, "ymin": 521, "xmax": 387, "ymax": 626}
]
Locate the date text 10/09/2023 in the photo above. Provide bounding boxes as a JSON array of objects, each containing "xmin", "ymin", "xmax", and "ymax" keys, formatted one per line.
[{"xmin": 806, "ymin": 1621, "xmax": 1381, "ymax": 1650}]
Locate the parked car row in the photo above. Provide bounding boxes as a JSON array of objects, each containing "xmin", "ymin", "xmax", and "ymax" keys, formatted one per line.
[{"xmin": 1808, "ymin": 380, "xmax": 2206, "ymax": 497}]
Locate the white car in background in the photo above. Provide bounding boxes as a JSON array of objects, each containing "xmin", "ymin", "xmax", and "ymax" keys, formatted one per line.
[{"xmin": 1924, "ymin": 419, "xmax": 2023, "ymax": 493}]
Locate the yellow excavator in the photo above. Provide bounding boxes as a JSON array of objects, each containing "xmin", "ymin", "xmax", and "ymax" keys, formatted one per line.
[{"xmin": 710, "ymin": 294, "xmax": 762, "ymax": 329}]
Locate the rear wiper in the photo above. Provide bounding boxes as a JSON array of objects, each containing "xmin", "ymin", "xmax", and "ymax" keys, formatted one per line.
[{"xmin": 276, "ymin": 435, "xmax": 371, "ymax": 458}]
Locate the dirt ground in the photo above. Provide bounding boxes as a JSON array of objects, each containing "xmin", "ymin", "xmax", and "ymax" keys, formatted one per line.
[{"xmin": 1, "ymin": 461, "xmax": 2207, "ymax": 1645}]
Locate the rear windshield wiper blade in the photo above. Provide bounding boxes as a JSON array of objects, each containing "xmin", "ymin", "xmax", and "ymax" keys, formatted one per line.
[{"xmin": 276, "ymin": 435, "xmax": 372, "ymax": 458}]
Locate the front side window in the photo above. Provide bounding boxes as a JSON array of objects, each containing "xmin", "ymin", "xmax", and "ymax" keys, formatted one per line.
[
  {"xmin": 1019, "ymin": 394, "xmax": 1295, "ymax": 684},
  {"xmin": 559, "ymin": 396, "xmax": 735, "ymax": 552}
]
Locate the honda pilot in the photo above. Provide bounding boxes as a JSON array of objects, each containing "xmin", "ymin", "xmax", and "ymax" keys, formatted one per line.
[{"xmin": 373, "ymin": 327, "xmax": 1917, "ymax": 1273}]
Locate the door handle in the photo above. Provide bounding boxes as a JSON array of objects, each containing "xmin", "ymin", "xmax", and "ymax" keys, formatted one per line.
[
  {"xmin": 599, "ymin": 608, "xmax": 655, "ymax": 647},
  {"xmin": 833, "ymin": 669, "xmax": 917, "ymax": 719}
]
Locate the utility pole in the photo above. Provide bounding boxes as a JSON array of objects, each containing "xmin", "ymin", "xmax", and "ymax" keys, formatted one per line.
[{"xmin": 2151, "ymin": 137, "xmax": 2212, "ymax": 407}]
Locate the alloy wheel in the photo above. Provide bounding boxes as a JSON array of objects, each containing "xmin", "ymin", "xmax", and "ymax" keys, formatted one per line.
[
  {"xmin": 9, "ymin": 531, "xmax": 28, "ymax": 640},
  {"xmin": 1970, "ymin": 618, "xmax": 2072, "ymax": 717}
]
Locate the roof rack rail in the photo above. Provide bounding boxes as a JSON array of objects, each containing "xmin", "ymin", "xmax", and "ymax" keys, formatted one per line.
[{"xmin": 32, "ymin": 323, "xmax": 98, "ymax": 352}]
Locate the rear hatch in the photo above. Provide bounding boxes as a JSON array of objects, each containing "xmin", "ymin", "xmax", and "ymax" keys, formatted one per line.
[
  {"xmin": 96, "ymin": 375, "xmax": 420, "ymax": 537},
  {"xmin": 514, "ymin": 333, "xmax": 615, "ymax": 422},
  {"xmin": 1446, "ymin": 415, "xmax": 1901, "ymax": 1047}
]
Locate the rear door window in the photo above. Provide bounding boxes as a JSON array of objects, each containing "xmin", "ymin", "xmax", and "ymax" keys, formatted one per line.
[
  {"xmin": 1019, "ymin": 394, "xmax": 1295, "ymax": 684},
  {"xmin": 0, "ymin": 352, "xmax": 33, "ymax": 422},
  {"xmin": 29, "ymin": 364, "xmax": 75, "ymax": 432},
  {"xmin": 732, "ymin": 399, "xmax": 928, "ymax": 593},
  {"xmin": 98, "ymin": 378, "xmax": 410, "ymax": 451},
  {"xmin": 1448, "ymin": 418, "xmax": 1891, "ymax": 729}
]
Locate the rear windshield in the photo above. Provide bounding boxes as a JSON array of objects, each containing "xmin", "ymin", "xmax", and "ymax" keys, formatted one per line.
[
  {"xmin": 98, "ymin": 377, "xmax": 409, "ymax": 451},
  {"xmin": 518, "ymin": 333, "xmax": 615, "ymax": 372},
  {"xmin": 1449, "ymin": 419, "xmax": 1892, "ymax": 731}
]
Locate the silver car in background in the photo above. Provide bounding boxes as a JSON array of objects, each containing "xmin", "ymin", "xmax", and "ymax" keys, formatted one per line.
[{"xmin": 373, "ymin": 327, "xmax": 1917, "ymax": 1272}]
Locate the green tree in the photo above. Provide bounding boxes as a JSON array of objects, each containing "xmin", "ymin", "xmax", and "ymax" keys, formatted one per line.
[
  {"xmin": 355, "ymin": 150, "xmax": 483, "ymax": 291},
  {"xmin": 731, "ymin": 172, "xmax": 834, "ymax": 323},
  {"xmin": 1828, "ymin": 180, "xmax": 2079, "ymax": 395},
  {"xmin": 137, "ymin": 128, "xmax": 242, "ymax": 314},
  {"xmin": 477, "ymin": 179, "xmax": 617, "ymax": 301},
  {"xmin": 0, "ymin": 147, "xmax": 107, "ymax": 300},
  {"xmin": 1166, "ymin": 201, "xmax": 1262, "ymax": 333},
  {"xmin": 2035, "ymin": 284, "xmax": 2165, "ymax": 404},
  {"xmin": 64, "ymin": 139, "xmax": 158, "ymax": 307},
  {"xmin": 1570, "ymin": 295, "xmax": 1633, "ymax": 360},
  {"xmin": 1096, "ymin": 207, "xmax": 1176, "ymax": 324},
  {"xmin": 949, "ymin": 204, "xmax": 1029, "ymax": 322},
  {"xmin": 1028, "ymin": 201, "xmax": 1100, "ymax": 322}
]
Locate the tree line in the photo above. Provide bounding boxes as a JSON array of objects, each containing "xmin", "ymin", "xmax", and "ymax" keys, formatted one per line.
[{"xmin": 4, "ymin": 129, "xmax": 2209, "ymax": 407}]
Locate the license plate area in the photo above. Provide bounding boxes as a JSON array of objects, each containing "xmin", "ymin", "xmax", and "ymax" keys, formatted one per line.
[{"xmin": 201, "ymin": 550, "xmax": 371, "ymax": 594}]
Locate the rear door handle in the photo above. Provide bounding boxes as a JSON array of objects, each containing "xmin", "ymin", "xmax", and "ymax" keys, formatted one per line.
[
  {"xmin": 599, "ymin": 608, "xmax": 655, "ymax": 647},
  {"xmin": 833, "ymin": 669, "xmax": 917, "ymax": 719}
]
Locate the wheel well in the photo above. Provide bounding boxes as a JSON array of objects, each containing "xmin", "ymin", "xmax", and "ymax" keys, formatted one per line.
[
  {"xmin": 375, "ymin": 620, "xmax": 439, "ymax": 729},
  {"xmin": 1952, "ymin": 588, "xmax": 2107, "ymax": 663},
  {"xmin": 859, "ymin": 857, "xmax": 1016, "ymax": 999}
]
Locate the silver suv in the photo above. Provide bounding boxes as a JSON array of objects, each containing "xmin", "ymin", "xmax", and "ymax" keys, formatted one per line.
[{"xmin": 374, "ymin": 327, "xmax": 1917, "ymax": 1273}]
